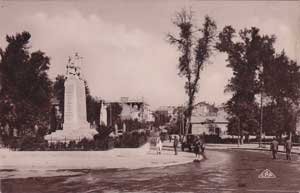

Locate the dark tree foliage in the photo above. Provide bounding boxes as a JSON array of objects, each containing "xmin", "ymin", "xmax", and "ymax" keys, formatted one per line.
[
  {"xmin": 263, "ymin": 52, "xmax": 300, "ymax": 104},
  {"xmin": 216, "ymin": 26, "xmax": 276, "ymax": 135},
  {"xmin": 217, "ymin": 26, "xmax": 300, "ymax": 136},
  {"xmin": 262, "ymin": 103, "xmax": 285, "ymax": 136},
  {"xmin": 262, "ymin": 52, "xmax": 300, "ymax": 136},
  {"xmin": 95, "ymin": 124, "xmax": 113, "ymax": 139},
  {"xmin": 106, "ymin": 103, "xmax": 122, "ymax": 127},
  {"xmin": 0, "ymin": 31, "xmax": 52, "ymax": 137},
  {"xmin": 122, "ymin": 119, "xmax": 145, "ymax": 132},
  {"xmin": 167, "ymin": 9, "xmax": 217, "ymax": 135},
  {"xmin": 85, "ymin": 83, "xmax": 100, "ymax": 125},
  {"xmin": 53, "ymin": 75, "xmax": 65, "ymax": 119},
  {"xmin": 153, "ymin": 111, "xmax": 170, "ymax": 127}
]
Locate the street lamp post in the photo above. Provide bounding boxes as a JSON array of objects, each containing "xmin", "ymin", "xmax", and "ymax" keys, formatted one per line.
[
  {"xmin": 259, "ymin": 92, "xmax": 263, "ymax": 148},
  {"xmin": 236, "ymin": 116, "xmax": 240, "ymax": 147},
  {"xmin": 180, "ymin": 113, "xmax": 183, "ymax": 139},
  {"xmin": 258, "ymin": 64, "xmax": 264, "ymax": 148}
]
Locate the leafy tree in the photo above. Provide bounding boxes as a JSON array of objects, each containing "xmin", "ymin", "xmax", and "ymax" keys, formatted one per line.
[
  {"xmin": 153, "ymin": 110, "xmax": 170, "ymax": 127},
  {"xmin": 85, "ymin": 83, "xmax": 100, "ymax": 125},
  {"xmin": 263, "ymin": 52, "xmax": 300, "ymax": 104},
  {"xmin": 217, "ymin": 26, "xmax": 300, "ymax": 137},
  {"xmin": 262, "ymin": 102, "xmax": 285, "ymax": 136},
  {"xmin": 106, "ymin": 102, "xmax": 122, "ymax": 127},
  {"xmin": 95, "ymin": 124, "xmax": 113, "ymax": 139},
  {"xmin": 0, "ymin": 31, "xmax": 52, "ymax": 137},
  {"xmin": 122, "ymin": 119, "xmax": 143, "ymax": 132},
  {"xmin": 216, "ymin": 26, "xmax": 278, "ymax": 135},
  {"xmin": 262, "ymin": 52, "xmax": 300, "ymax": 136},
  {"xmin": 53, "ymin": 75, "xmax": 65, "ymax": 120},
  {"xmin": 167, "ymin": 9, "xmax": 217, "ymax": 135}
]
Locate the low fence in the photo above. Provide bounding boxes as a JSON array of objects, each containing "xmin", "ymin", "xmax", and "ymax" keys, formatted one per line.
[
  {"xmin": 18, "ymin": 137, "xmax": 115, "ymax": 151},
  {"xmin": 1, "ymin": 130, "xmax": 149, "ymax": 151},
  {"xmin": 114, "ymin": 132, "xmax": 148, "ymax": 148}
]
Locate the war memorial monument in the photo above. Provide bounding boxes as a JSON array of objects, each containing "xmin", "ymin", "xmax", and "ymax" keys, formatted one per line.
[{"xmin": 45, "ymin": 54, "xmax": 97, "ymax": 142}]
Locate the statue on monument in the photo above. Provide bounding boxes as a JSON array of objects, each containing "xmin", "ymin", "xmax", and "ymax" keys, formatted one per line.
[
  {"xmin": 45, "ymin": 53, "xmax": 97, "ymax": 142},
  {"xmin": 66, "ymin": 52, "xmax": 83, "ymax": 79}
]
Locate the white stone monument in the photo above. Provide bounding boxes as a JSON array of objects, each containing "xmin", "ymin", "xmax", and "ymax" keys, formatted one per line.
[{"xmin": 45, "ymin": 53, "xmax": 97, "ymax": 142}]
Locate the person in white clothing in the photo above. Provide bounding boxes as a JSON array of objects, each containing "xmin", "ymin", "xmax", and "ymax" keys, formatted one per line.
[{"xmin": 156, "ymin": 137, "xmax": 163, "ymax": 155}]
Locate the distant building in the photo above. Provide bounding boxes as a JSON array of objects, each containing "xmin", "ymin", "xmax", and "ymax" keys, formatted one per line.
[
  {"xmin": 191, "ymin": 102, "xmax": 228, "ymax": 136},
  {"xmin": 104, "ymin": 97, "xmax": 154, "ymax": 124},
  {"xmin": 157, "ymin": 106, "xmax": 176, "ymax": 116},
  {"xmin": 156, "ymin": 106, "xmax": 178, "ymax": 122},
  {"xmin": 99, "ymin": 97, "xmax": 154, "ymax": 135},
  {"xmin": 120, "ymin": 102, "xmax": 142, "ymax": 121},
  {"xmin": 143, "ymin": 106, "xmax": 155, "ymax": 122}
]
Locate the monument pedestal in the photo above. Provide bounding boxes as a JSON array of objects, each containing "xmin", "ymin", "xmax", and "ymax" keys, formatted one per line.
[
  {"xmin": 45, "ymin": 120, "xmax": 97, "ymax": 142},
  {"xmin": 45, "ymin": 128, "xmax": 98, "ymax": 142}
]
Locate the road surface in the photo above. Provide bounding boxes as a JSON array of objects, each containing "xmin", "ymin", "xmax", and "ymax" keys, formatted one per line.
[{"xmin": 2, "ymin": 150, "xmax": 300, "ymax": 193}]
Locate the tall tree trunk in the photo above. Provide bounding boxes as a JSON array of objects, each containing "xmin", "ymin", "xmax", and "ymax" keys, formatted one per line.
[{"xmin": 185, "ymin": 115, "xmax": 191, "ymax": 135}]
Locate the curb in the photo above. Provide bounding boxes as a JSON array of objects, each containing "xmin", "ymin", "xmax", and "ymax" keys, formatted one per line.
[
  {"xmin": 204, "ymin": 146, "xmax": 300, "ymax": 156},
  {"xmin": 166, "ymin": 144, "xmax": 300, "ymax": 156},
  {"xmin": 229, "ymin": 147, "xmax": 300, "ymax": 155}
]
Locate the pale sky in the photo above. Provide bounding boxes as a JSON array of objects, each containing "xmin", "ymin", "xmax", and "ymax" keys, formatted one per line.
[{"xmin": 0, "ymin": 0, "xmax": 299, "ymax": 109}]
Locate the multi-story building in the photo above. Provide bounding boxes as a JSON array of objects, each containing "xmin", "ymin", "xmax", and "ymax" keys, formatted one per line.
[{"xmin": 190, "ymin": 102, "xmax": 228, "ymax": 136}]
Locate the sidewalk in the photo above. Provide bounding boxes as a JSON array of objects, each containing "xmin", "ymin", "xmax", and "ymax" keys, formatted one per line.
[
  {"xmin": 205, "ymin": 143, "xmax": 300, "ymax": 155},
  {"xmin": 163, "ymin": 140, "xmax": 300, "ymax": 155},
  {"xmin": 0, "ymin": 143, "xmax": 197, "ymax": 179}
]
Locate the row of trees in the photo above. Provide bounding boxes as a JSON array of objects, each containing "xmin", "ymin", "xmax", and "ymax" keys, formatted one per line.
[
  {"xmin": 217, "ymin": 26, "xmax": 300, "ymax": 137},
  {"xmin": 169, "ymin": 9, "xmax": 300, "ymax": 138}
]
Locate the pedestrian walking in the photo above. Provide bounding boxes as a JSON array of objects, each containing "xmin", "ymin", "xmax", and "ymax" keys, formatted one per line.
[
  {"xmin": 156, "ymin": 137, "xmax": 162, "ymax": 155},
  {"xmin": 200, "ymin": 136, "xmax": 206, "ymax": 159},
  {"xmin": 270, "ymin": 137, "xmax": 279, "ymax": 159},
  {"xmin": 173, "ymin": 136, "xmax": 179, "ymax": 155},
  {"xmin": 194, "ymin": 136, "xmax": 201, "ymax": 160},
  {"xmin": 285, "ymin": 137, "xmax": 292, "ymax": 160}
]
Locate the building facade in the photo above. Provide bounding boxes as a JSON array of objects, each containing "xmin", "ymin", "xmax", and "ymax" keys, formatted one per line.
[{"xmin": 191, "ymin": 102, "xmax": 228, "ymax": 136}]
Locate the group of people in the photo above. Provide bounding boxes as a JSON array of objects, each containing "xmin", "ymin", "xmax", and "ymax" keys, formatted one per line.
[
  {"xmin": 270, "ymin": 137, "xmax": 293, "ymax": 160},
  {"xmin": 193, "ymin": 136, "xmax": 205, "ymax": 160},
  {"xmin": 157, "ymin": 135, "xmax": 205, "ymax": 160},
  {"xmin": 158, "ymin": 134, "xmax": 295, "ymax": 161},
  {"xmin": 156, "ymin": 135, "xmax": 179, "ymax": 155}
]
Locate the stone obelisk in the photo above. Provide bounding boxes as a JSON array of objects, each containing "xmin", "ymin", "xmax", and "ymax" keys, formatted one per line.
[
  {"xmin": 45, "ymin": 53, "xmax": 97, "ymax": 142},
  {"xmin": 100, "ymin": 101, "xmax": 107, "ymax": 126}
]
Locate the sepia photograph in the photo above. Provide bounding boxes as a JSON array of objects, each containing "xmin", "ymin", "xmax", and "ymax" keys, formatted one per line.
[{"xmin": 0, "ymin": 0, "xmax": 300, "ymax": 192}]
